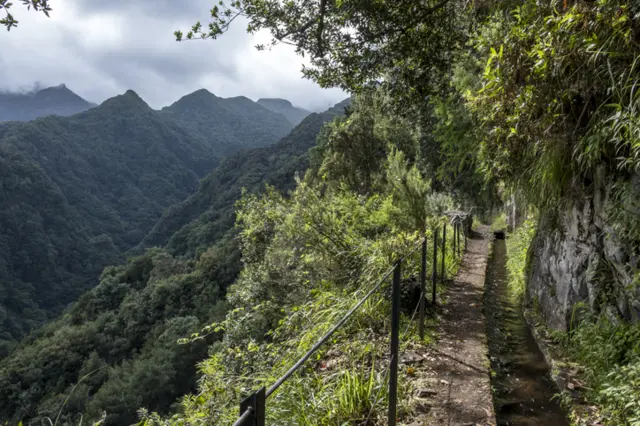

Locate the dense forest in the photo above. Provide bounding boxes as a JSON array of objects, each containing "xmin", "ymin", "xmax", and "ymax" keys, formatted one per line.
[
  {"xmin": 0, "ymin": 87, "xmax": 301, "ymax": 351},
  {"xmin": 0, "ymin": 100, "xmax": 347, "ymax": 425},
  {"xmin": 2, "ymin": 0, "xmax": 640, "ymax": 425},
  {"xmin": 140, "ymin": 99, "xmax": 349, "ymax": 255}
]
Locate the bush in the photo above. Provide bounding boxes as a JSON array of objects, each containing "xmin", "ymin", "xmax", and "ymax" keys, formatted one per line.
[
  {"xmin": 505, "ymin": 218, "xmax": 536, "ymax": 298},
  {"xmin": 567, "ymin": 315, "xmax": 640, "ymax": 426}
]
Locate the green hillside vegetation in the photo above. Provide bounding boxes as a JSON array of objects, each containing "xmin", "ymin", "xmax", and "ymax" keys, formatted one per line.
[
  {"xmin": 139, "ymin": 93, "xmax": 463, "ymax": 426},
  {"xmin": 0, "ymin": 84, "xmax": 95, "ymax": 122},
  {"xmin": 167, "ymin": 0, "xmax": 640, "ymax": 424},
  {"xmin": 257, "ymin": 98, "xmax": 310, "ymax": 126},
  {"xmin": 0, "ymin": 88, "xmax": 298, "ymax": 348},
  {"xmin": 0, "ymin": 241, "xmax": 236, "ymax": 426},
  {"xmin": 0, "ymin": 148, "xmax": 119, "ymax": 357},
  {"xmin": 0, "ymin": 100, "xmax": 349, "ymax": 426},
  {"xmin": 140, "ymin": 99, "xmax": 350, "ymax": 256}
]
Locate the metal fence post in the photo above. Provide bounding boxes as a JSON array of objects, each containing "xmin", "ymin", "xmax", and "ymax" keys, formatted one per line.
[
  {"xmin": 457, "ymin": 223, "xmax": 461, "ymax": 257},
  {"xmin": 464, "ymin": 228, "xmax": 467, "ymax": 252},
  {"xmin": 388, "ymin": 261, "xmax": 401, "ymax": 426},
  {"xmin": 419, "ymin": 238, "xmax": 427, "ymax": 340},
  {"xmin": 239, "ymin": 387, "xmax": 265, "ymax": 426},
  {"xmin": 441, "ymin": 225, "xmax": 446, "ymax": 282},
  {"xmin": 452, "ymin": 221, "xmax": 457, "ymax": 257},
  {"xmin": 431, "ymin": 228, "xmax": 437, "ymax": 305}
]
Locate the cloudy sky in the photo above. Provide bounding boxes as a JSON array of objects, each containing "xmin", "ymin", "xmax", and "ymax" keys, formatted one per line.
[{"xmin": 0, "ymin": 0, "xmax": 346, "ymax": 111}]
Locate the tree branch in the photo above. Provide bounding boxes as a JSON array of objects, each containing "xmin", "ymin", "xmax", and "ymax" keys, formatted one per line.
[
  {"xmin": 275, "ymin": 16, "xmax": 317, "ymax": 42},
  {"xmin": 316, "ymin": 0, "xmax": 328, "ymax": 55}
]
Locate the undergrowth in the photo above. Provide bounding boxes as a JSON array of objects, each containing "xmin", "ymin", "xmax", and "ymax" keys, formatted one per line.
[
  {"xmin": 136, "ymin": 95, "xmax": 464, "ymax": 426},
  {"xmin": 504, "ymin": 218, "xmax": 536, "ymax": 299},
  {"xmin": 490, "ymin": 213, "xmax": 507, "ymax": 232},
  {"xmin": 553, "ymin": 314, "xmax": 640, "ymax": 426}
]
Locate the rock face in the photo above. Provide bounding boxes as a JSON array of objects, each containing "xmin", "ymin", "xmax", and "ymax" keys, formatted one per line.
[{"xmin": 525, "ymin": 171, "xmax": 640, "ymax": 331}]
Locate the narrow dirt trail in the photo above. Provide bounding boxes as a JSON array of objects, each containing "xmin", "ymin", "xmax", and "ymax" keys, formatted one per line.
[{"xmin": 406, "ymin": 226, "xmax": 495, "ymax": 426}]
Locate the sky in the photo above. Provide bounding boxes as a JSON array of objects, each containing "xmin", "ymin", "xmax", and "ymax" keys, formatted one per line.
[{"xmin": 0, "ymin": 0, "xmax": 346, "ymax": 111}]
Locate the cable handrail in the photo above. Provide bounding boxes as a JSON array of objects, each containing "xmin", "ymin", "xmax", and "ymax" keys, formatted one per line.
[
  {"xmin": 232, "ymin": 407, "xmax": 253, "ymax": 426},
  {"xmin": 266, "ymin": 236, "xmax": 424, "ymax": 398},
  {"xmin": 231, "ymin": 221, "xmax": 468, "ymax": 426}
]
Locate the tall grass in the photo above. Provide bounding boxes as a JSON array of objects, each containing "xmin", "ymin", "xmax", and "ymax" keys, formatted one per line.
[
  {"xmin": 505, "ymin": 219, "xmax": 536, "ymax": 299},
  {"xmin": 490, "ymin": 213, "xmax": 507, "ymax": 232}
]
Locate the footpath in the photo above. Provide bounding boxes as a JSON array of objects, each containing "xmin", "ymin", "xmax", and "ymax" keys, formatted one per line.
[{"xmin": 405, "ymin": 225, "xmax": 496, "ymax": 426}]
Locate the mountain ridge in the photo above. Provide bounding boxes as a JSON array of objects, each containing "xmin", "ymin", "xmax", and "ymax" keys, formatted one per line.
[
  {"xmin": 0, "ymin": 87, "xmax": 304, "ymax": 348},
  {"xmin": 0, "ymin": 97, "xmax": 350, "ymax": 426},
  {"xmin": 162, "ymin": 89, "xmax": 294, "ymax": 155},
  {"xmin": 257, "ymin": 97, "xmax": 310, "ymax": 125},
  {"xmin": 141, "ymin": 97, "xmax": 350, "ymax": 255},
  {"xmin": 0, "ymin": 84, "xmax": 95, "ymax": 122}
]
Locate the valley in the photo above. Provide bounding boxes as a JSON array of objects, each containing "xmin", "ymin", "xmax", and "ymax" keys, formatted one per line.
[
  {"xmin": 0, "ymin": 84, "xmax": 312, "ymax": 352},
  {"xmin": 0, "ymin": 84, "xmax": 348, "ymax": 425}
]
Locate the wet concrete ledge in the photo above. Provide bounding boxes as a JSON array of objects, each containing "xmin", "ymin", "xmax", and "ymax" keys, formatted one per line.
[{"xmin": 523, "ymin": 309, "xmax": 602, "ymax": 425}]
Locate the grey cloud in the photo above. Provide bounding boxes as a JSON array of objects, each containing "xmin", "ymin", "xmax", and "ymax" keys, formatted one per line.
[
  {"xmin": 0, "ymin": 0, "xmax": 346, "ymax": 112},
  {"xmin": 70, "ymin": 0, "xmax": 211, "ymax": 19}
]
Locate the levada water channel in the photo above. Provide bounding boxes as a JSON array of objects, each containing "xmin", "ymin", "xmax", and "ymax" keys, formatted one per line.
[{"xmin": 484, "ymin": 236, "xmax": 570, "ymax": 426}]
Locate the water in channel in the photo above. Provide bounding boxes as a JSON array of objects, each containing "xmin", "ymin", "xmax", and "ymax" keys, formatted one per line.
[{"xmin": 484, "ymin": 237, "xmax": 570, "ymax": 426}]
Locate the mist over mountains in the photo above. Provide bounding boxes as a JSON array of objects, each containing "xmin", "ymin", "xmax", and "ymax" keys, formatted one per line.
[{"xmin": 0, "ymin": 84, "xmax": 96, "ymax": 122}]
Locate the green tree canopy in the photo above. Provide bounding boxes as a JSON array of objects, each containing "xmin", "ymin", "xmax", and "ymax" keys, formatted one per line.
[{"xmin": 177, "ymin": 0, "xmax": 461, "ymax": 103}]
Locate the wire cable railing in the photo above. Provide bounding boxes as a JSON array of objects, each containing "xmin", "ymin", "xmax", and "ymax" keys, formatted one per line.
[{"xmin": 232, "ymin": 220, "xmax": 468, "ymax": 426}]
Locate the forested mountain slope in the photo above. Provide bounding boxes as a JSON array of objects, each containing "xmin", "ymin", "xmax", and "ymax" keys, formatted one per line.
[
  {"xmin": 141, "ymin": 98, "xmax": 350, "ymax": 255},
  {"xmin": 0, "ymin": 84, "xmax": 95, "ymax": 122},
  {"xmin": 161, "ymin": 89, "xmax": 294, "ymax": 156},
  {"xmin": 0, "ymin": 90, "xmax": 218, "ymax": 348},
  {"xmin": 0, "ymin": 149, "xmax": 119, "ymax": 356},
  {"xmin": 257, "ymin": 97, "xmax": 310, "ymax": 125},
  {"xmin": 0, "ymin": 88, "xmax": 298, "ymax": 349},
  {"xmin": 2, "ymin": 90, "xmax": 220, "ymax": 248},
  {"xmin": 0, "ymin": 99, "xmax": 349, "ymax": 426}
]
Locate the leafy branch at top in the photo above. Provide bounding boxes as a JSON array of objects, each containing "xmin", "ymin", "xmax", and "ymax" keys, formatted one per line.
[
  {"xmin": 174, "ymin": 0, "xmax": 457, "ymax": 97},
  {"xmin": 1, "ymin": 0, "xmax": 51, "ymax": 31}
]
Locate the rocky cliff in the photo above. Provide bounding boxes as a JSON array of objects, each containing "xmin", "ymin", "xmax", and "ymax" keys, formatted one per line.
[{"xmin": 525, "ymin": 171, "xmax": 640, "ymax": 331}]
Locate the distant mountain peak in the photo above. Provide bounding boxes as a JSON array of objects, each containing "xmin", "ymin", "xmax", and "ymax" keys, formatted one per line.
[
  {"xmin": 100, "ymin": 90, "xmax": 150, "ymax": 111},
  {"xmin": 190, "ymin": 88, "xmax": 217, "ymax": 98},
  {"xmin": 0, "ymin": 84, "xmax": 94, "ymax": 122},
  {"xmin": 228, "ymin": 95, "xmax": 252, "ymax": 102},
  {"xmin": 123, "ymin": 89, "xmax": 143, "ymax": 99},
  {"xmin": 36, "ymin": 84, "xmax": 86, "ymax": 100},
  {"xmin": 165, "ymin": 89, "xmax": 221, "ymax": 112},
  {"xmin": 257, "ymin": 98, "xmax": 294, "ymax": 108},
  {"xmin": 257, "ymin": 98, "xmax": 310, "ymax": 126}
]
